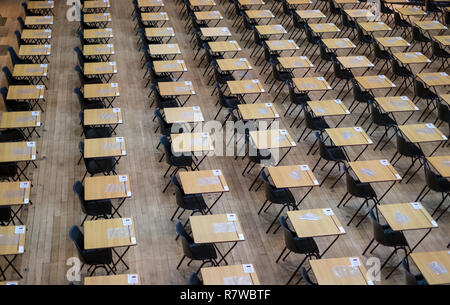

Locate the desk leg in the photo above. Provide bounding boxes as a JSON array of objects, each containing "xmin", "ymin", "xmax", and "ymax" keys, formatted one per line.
[
  {"xmin": 429, "ymin": 142, "xmax": 443, "ymax": 156},
  {"xmin": 193, "ymin": 153, "xmax": 209, "ymax": 170},
  {"xmin": 111, "ymin": 198, "xmax": 126, "ymax": 218},
  {"xmin": 319, "ymin": 235, "xmax": 340, "ymax": 259},
  {"xmin": 112, "ymin": 246, "xmax": 130, "ymax": 270},
  {"xmin": 206, "ymin": 192, "xmax": 223, "ymax": 214},
  {"xmin": 377, "ymin": 181, "xmax": 396, "ymax": 203},
  {"xmin": 276, "ymin": 147, "xmax": 291, "ymax": 166},
  {"xmin": 2, "ymin": 255, "xmax": 22, "ymax": 279},
  {"xmin": 385, "ymin": 228, "xmax": 432, "ymax": 279},
  {"xmin": 354, "ymin": 145, "xmax": 368, "ymax": 161},
  {"xmin": 216, "ymin": 242, "xmax": 238, "ymax": 265},
  {"xmin": 296, "ymin": 186, "xmax": 313, "ymax": 208},
  {"xmin": 9, "ymin": 205, "xmax": 24, "ymax": 225}
]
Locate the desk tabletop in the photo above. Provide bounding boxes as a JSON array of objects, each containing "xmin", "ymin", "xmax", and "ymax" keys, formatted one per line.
[
  {"xmin": 158, "ymin": 81, "xmax": 196, "ymax": 96},
  {"xmin": 308, "ymin": 23, "xmax": 340, "ymax": 33},
  {"xmin": 238, "ymin": 103, "xmax": 280, "ymax": 120},
  {"xmin": 153, "ymin": 60, "xmax": 187, "ymax": 73},
  {"xmin": 265, "ymin": 39, "xmax": 299, "ymax": 51},
  {"xmin": 84, "ymin": 274, "xmax": 140, "ymax": 285},
  {"xmin": 190, "ymin": 214, "xmax": 245, "ymax": 244},
  {"xmin": 0, "ymin": 111, "xmax": 41, "ymax": 129},
  {"xmin": 395, "ymin": 6, "xmax": 426, "ymax": 16},
  {"xmin": 12, "ymin": 63, "xmax": 48, "ymax": 77},
  {"xmin": 326, "ymin": 126, "xmax": 373, "ymax": 146},
  {"xmin": 6, "ymin": 85, "xmax": 45, "ymax": 100},
  {"xmin": 307, "ymin": 99, "xmax": 350, "ymax": 116},
  {"xmin": 344, "ymin": 9, "xmax": 375, "ymax": 18},
  {"xmin": 227, "ymin": 79, "xmax": 265, "ymax": 94},
  {"xmin": 145, "ymin": 27, "xmax": 175, "ymax": 38},
  {"xmin": 295, "ymin": 9, "xmax": 326, "ymax": 19},
  {"xmin": 84, "ymin": 137, "xmax": 126, "ymax": 158},
  {"xmin": 148, "ymin": 43, "xmax": 181, "ymax": 55},
  {"xmin": 410, "ymin": 251, "xmax": 450, "ymax": 285},
  {"xmin": 138, "ymin": 0, "xmax": 165, "ymax": 7},
  {"xmin": 190, "ymin": 0, "xmax": 216, "ymax": 6},
  {"xmin": 337, "ymin": 55, "xmax": 374, "ymax": 68},
  {"xmin": 200, "ymin": 27, "xmax": 232, "ymax": 37},
  {"xmin": 201, "ymin": 264, "xmax": 260, "ymax": 285},
  {"xmin": 208, "ymin": 40, "xmax": 242, "ymax": 53},
  {"xmin": 194, "ymin": 10, "xmax": 224, "ymax": 20},
  {"xmin": 414, "ymin": 20, "xmax": 447, "ymax": 31},
  {"xmin": 83, "ymin": 44, "xmax": 115, "ymax": 56},
  {"xmin": 84, "ymin": 218, "xmax": 137, "ymax": 250},
  {"xmin": 441, "ymin": 94, "xmax": 450, "ymax": 106},
  {"xmin": 164, "ymin": 106, "xmax": 204, "ymax": 123},
  {"xmin": 19, "ymin": 44, "xmax": 51, "ymax": 56},
  {"xmin": 84, "ymin": 175, "xmax": 132, "ymax": 201},
  {"xmin": 349, "ymin": 159, "xmax": 402, "ymax": 183},
  {"xmin": 21, "ymin": 29, "xmax": 52, "ymax": 40},
  {"xmin": 25, "ymin": 16, "xmax": 53, "ymax": 25},
  {"xmin": 278, "ymin": 56, "xmax": 314, "ymax": 69},
  {"xmin": 0, "ymin": 181, "xmax": 31, "ymax": 206},
  {"xmin": 84, "ymin": 0, "xmax": 111, "ymax": 9},
  {"xmin": 393, "ymin": 52, "xmax": 431, "ymax": 64},
  {"xmin": 322, "ymin": 38, "xmax": 356, "ymax": 49},
  {"xmin": 293, "ymin": 77, "xmax": 332, "ymax": 91},
  {"xmin": 179, "ymin": 169, "xmax": 229, "ymax": 194},
  {"xmin": 83, "ymin": 28, "xmax": 114, "ymax": 39},
  {"xmin": 171, "ymin": 132, "xmax": 214, "ymax": 153},
  {"xmin": 84, "ymin": 13, "xmax": 112, "ymax": 23},
  {"xmin": 83, "ymin": 108, "xmax": 123, "ymax": 125},
  {"xmin": 378, "ymin": 202, "xmax": 437, "ymax": 231},
  {"xmin": 399, "ymin": 123, "xmax": 448, "ymax": 143},
  {"xmin": 433, "ymin": 35, "xmax": 450, "ymax": 46},
  {"xmin": 0, "ymin": 226, "xmax": 26, "ymax": 256},
  {"xmin": 238, "ymin": 0, "xmax": 265, "ymax": 5},
  {"xmin": 417, "ymin": 72, "xmax": 450, "ymax": 87},
  {"xmin": 27, "ymin": 1, "xmax": 55, "ymax": 9},
  {"xmin": 355, "ymin": 75, "xmax": 396, "ymax": 89},
  {"xmin": 427, "ymin": 155, "xmax": 450, "ymax": 178},
  {"xmin": 84, "ymin": 83, "xmax": 120, "ymax": 98},
  {"xmin": 267, "ymin": 164, "xmax": 319, "ymax": 188},
  {"xmin": 84, "ymin": 61, "xmax": 117, "ymax": 75},
  {"xmin": 141, "ymin": 12, "xmax": 169, "ymax": 21},
  {"xmin": 375, "ymin": 36, "xmax": 410, "ymax": 48},
  {"xmin": 375, "ymin": 96, "xmax": 418, "ymax": 112},
  {"xmin": 310, "ymin": 257, "xmax": 371, "ymax": 285},
  {"xmin": 245, "ymin": 9, "xmax": 274, "ymax": 19},
  {"xmin": 217, "ymin": 58, "xmax": 253, "ymax": 71},
  {"xmin": 249, "ymin": 129, "xmax": 296, "ymax": 149},
  {"xmin": 255, "ymin": 24, "xmax": 287, "ymax": 35},
  {"xmin": 358, "ymin": 21, "xmax": 392, "ymax": 32},
  {"xmin": 0, "ymin": 142, "xmax": 37, "ymax": 162},
  {"xmin": 287, "ymin": 208, "xmax": 345, "ymax": 238}
]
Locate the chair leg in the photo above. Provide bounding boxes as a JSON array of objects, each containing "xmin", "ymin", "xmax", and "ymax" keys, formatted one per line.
[
  {"xmin": 276, "ymin": 247, "xmax": 287, "ymax": 263},
  {"xmin": 286, "ymin": 256, "xmax": 309, "ymax": 285},
  {"xmin": 362, "ymin": 238, "xmax": 375, "ymax": 255}
]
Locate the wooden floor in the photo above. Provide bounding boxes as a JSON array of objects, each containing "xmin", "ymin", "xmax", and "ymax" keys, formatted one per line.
[{"xmin": 0, "ymin": 0, "xmax": 448, "ymax": 285}]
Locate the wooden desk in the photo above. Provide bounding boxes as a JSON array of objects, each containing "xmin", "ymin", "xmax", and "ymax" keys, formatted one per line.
[
  {"xmin": 337, "ymin": 56, "xmax": 374, "ymax": 68},
  {"xmin": 227, "ymin": 79, "xmax": 265, "ymax": 95},
  {"xmin": 83, "ymin": 83, "xmax": 120, "ymax": 101},
  {"xmin": 350, "ymin": 159, "xmax": 402, "ymax": 183},
  {"xmin": 358, "ymin": 21, "xmax": 392, "ymax": 33},
  {"xmin": 194, "ymin": 10, "xmax": 223, "ymax": 21},
  {"xmin": 217, "ymin": 58, "xmax": 253, "ymax": 75},
  {"xmin": 434, "ymin": 35, "xmax": 450, "ymax": 47},
  {"xmin": 440, "ymin": 94, "xmax": 450, "ymax": 107},
  {"xmin": 190, "ymin": 214, "xmax": 244, "ymax": 244},
  {"xmin": 326, "ymin": 127, "xmax": 372, "ymax": 161},
  {"xmin": 238, "ymin": 0, "xmax": 265, "ymax": 7},
  {"xmin": 84, "ymin": 137, "xmax": 127, "ymax": 158},
  {"xmin": 0, "ymin": 281, "xmax": 19, "ymax": 285},
  {"xmin": 12, "ymin": 64, "xmax": 48, "ymax": 79},
  {"xmin": 145, "ymin": 27, "xmax": 175, "ymax": 42},
  {"xmin": 21, "ymin": 29, "xmax": 52, "ymax": 43},
  {"xmin": 0, "ymin": 225, "xmax": 26, "ymax": 280},
  {"xmin": 0, "ymin": 142, "xmax": 36, "ymax": 162},
  {"xmin": 287, "ymin": 208, "xmax": 345, "ymax": 238},
  {"xmin": 170, "ymin": 132, "xmax": 214, "ymax": 154},
  {"xmin": 344, "ymin": 9, "xmax": 375, "ymax": 19},
  {"xmin": 395, "ymin": 6, "xmax": 426, "ymax": 17},
  {"xmin": 6, "ymin": 85, "xmax": 45, "ymax": 101},
  {"xmin": 189, "ymin": 0, "xmax": 216, "ymax": 8},
  {"xmin": 84, "ymin": 0, "xmax": 111, "ymax": 13},
  {"xmin": 148, "ymin": 43, "xmax": 181, "ymax": 57},
  {"xmin": 0, "ymin": 111, "xmax": 41, "ymax": 129},
  {"xmin": 310, "ymin": 257, "xmax": 372, "ymax": 285},
  {"xmin": 249, "ymin": 129, "xmax": 296, "ymax": 149},
  {"xmin": 355, "ymin": 75, "xmax": 396, "ymax": 90},
  {"xmin": 238, "ymin": 103, "xmax": 280, "ymax": 120},
  {"xmin": 255, "ymin": 24, "xmax": 287, "ymax": 36},
  {"xmin": 158, "ymin": 81, "xmax": 196, "ymax": 97},
  {"xmin": 393, "ymin": 52, "xmax": 431, "ymax": 65},
  {"xmin": 410, "ymin": 251, "xmax": 450, "ymax": 285},
  {"xmin": 27, "ymin": 1, "xmax": 54, "ymax": 10},
  {"xmin": 84, "ymin": 62, "xmax": 117, "ymax": 82},
  {"xmin": 278, "ymin": 56, "xmax": 314, "ymax": 70},
  {"xmin": 84, "ymin": 274, "xmax": 140, "ymax": 285},
  {"xmin": 83, "ymin": 28, "xmax": 114, "ymax": 42},
  {"xmin": 308, "ymin": 23, "xmax": 341, "ymax": 34},
  {"xmin": 84, "ymin": 175, "xmax": 132, "ymax": 201},
  {"xmin": 164, "ymin": 106, "xmax": 204, "ymax": 124},
  {"xmin": 83, "ymin": 44, "xmax": 115, "ymax": 61},
  {"xmin": 200, "ymin": 27, "xmax": 232, "ymax": 40},
  {"xmin": 427, "ymin": 156, "xmax": 450, "ymax": 178},
  {"xmin": 83, "ymin": 108, "xmax": 123, "ymax": 126},
  {"xmin": 24, "ymin": 16, "xmax": 53, "ymax": 28},
  {"xmin": 287, "ymin": 0, "xmax": 312, "ymax": 5},
  {"xmin": 295, "ymin": 9, "xmax": 326, "ymax": 20},
  {"xmin": 153, "ymin": 60, "xmax": 187, "ymax": 74},
  {"xmin": 179, "ymin": 170, "xmax": 229, "ymax": 194},
  {"xmin": 378, "ymin": 202, "xmax": 437, "ymax": 232},
  {"xmin": 141, "ymin": 12, "xmax": 169, "ymax": 23},
  {"xmin": 307, "ymin": 99, "xmax": 350, "ymax": 127},
  {"xmin": 417, "ymin": 72, "xmax": 450, "ymax": 87},
  {"xmin": 245, "ymin": 9, "xmax": 274, "ymax": 21},
  {"xmin": 18, "ymin": 44, "xmax": 51, "ymax": 63},
  {"xmin": 84, "ymin": 218, "xmax": 136, "ymax": 269},
  {"xmin": 208, "ymin": 40, "xmax": 242, "ymax": 55},
  {"xmin": 293, "ymin": 77, "xmax": 332, "ymax": 91},
  {"xmin": 138, "ymin": 0, "xmax": 165, "ymax": 11},
  {"xmin": 322, "ymin": 38, "xmax": 356, "ymax": 50},
  {"xmin": 375, "ymin": 96, "xmax": 418, "ymax": 124},
  {"xmin": 265, "ymin": 40, "xmax": 299, "ymax": 52},
  {"xmin": 375, "ymin": 36, "xmax": 410, "ymax": 48},
  {"xmin": 201, "ymin": 265, "xmax": 260, "ymax": 285},
  {"xmin": 399, "ymin": 123, "xmax": 448, "ymax": 143},
  {"xmin": 0, "ymin": 181, "xmax": 31, "ymax": 208},
  {"xmin": 84, "ymin": 13, "xmax": 112, "ymax": 25},
  {"xmin": 267, "ymin": 164, "xmax": 319, "ymax": 188},
  {"xmin": 414, "ymin": 20, "xmax": 448, "ymax": 31}
]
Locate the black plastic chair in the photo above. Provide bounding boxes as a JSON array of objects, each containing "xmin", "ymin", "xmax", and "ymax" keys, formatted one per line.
[
  {"xmin": 14, "ymin": 30, "xmax": 28, "ymax": 47},
  {"xmin": 285, "ymin": 83, "xmax": 310, "ymax": 128},
  {"xmin": 17, "ymin": 17, "xmax": 27, "ymax": 31},
  {"xmin": 1, "ymin": 87, "xmax": 31, "ymax": 111},
  {"xmin": 154, "ymin": 108, "xmax": 183, "ymax": 147},
  {"xmin": 312, "ymin": 132, "xmax": 348, "ymax": 186},
  {"xmin": 22, "ymin": 2, "xmax": 39, "ymax": 16},
  {"xmin": 78, "ymin": 141, "xmax": 116, "ymax": 182},
  {"xmin": 362, "ymin": 210, "xmax": 410, "ymax": 275},
  {"xmin": 304, "ymin": 26, "xmax": 321, "ymax": 57},
  {"xmin": 411, "ymin": 26, "xmax": 431, "ymax": 54},
  {"xmin": 0, "ymin": 129, "xmax": 26, "ymax": 142},
  {"xmin": 380, "ymin": 1, "xmax": 395, "ymax": 24},
  {"xmin": 390, "ymin": 128, "xmax": 424, "ymax": 183},
  {"xmin": 436, "ymin": 102, "xmax": 450, "ymax": 138},
  {"xmin": 290, "ymin": 11, "xmax": 307, "ymax": 40},
  {"xmin": 2, "ymin": 66, "xmax": 31, "ymax": 86},
  {"xmin": 401, "ymin": 258, "xmax": 428, "ymax": 285},
  {"xmin": 366, "ymin": 101, "xmax": 397, "ymax": 150},
  {"xmin": 341, "ymin": 11, "xmax": 357, "ymax": 39},
  {"xmin": 8, "ymin": 46, "xmax": 32, "ymax": 65},
  {"xmin": 79, "ymin": 111, "xmax": 113, "ymax": 139},
  {"xmin": 301, "ymin": 267, "xmax": 318, "ymax": 285},
  {"xmin": 188, "ymin": 272, "xmax": 203, "ymax": 285},
  {"xmin": 373, "ymin": 42, "xmax": 392, "ymax": 74},
  {"xmin": 337, "ymin": 165, "xmax": 378, "ymax": 227},
  {"xmin": 175, "ymin": 222, "xmax": 218, "ymax": 274},
  {"xmin": 258, "ymin": 171, "xmax": 296, "ymax": 234},
  {"xmin": 298, "ymin": 106, "xmax": 330, "ymax": 155},
  {"xmin": 74, "ymin": 88, "xmax": 105, "ymax": 110},
  {"xmin": 0, "ymin": 207, "xmax": 13, "ymax": 226},
  {"xmin": 265, "ymin": 61, "xmax": 292, "ymax": 103},
  {"xmin": 330, "ymin": 61, "xmax": 354, "ymax": 100},
  {"xmin": 349, "ymin": 79, "xmax": 375, "ymax": 125},
  {"xmin": 75, "ymin": 65, "xmax": 102, "ymax": 89},
  {"xmin": 415, "ymin": 161, "xmax": 450, "ymax": 221},
  {"xmin": 276, "ymin": 216, "xmax": 320, "ymax": 285},
  {"xmin": 393, "ymin": 13, "xmax": 412, "ymax": 39},
  {"xmin": 69, "ymin": 225, "xmax": 115, "ymax": 276},
  {"xmin": 0, "ymin": 163, "xmax": 18, "ymax": 182},
  {"xmin": 390, "ymin": 59, "xmax": 414, "ymax": 96},
  {"xmin": 144, "ymin": 62, "xmax": 173, "ymax": 88},
  {"xmin": 314, "ymin": 44, "xmax": 337, "ymax": 75},
  {"xmin": 73, "ymin": 181, "xmax": 113, "ymax": 226},
  {"xmin": 327, "ymin": 0, "xmax": 342, "ymax": 23},
  {"xmin": 160, "ymin": 135, "xmax": 193, "ymax": 192},
  {"xmin": 413, "ymin": 79, "xmax": 438, "ymax": 122},
  {"xmin": 355, "ymin": 24, "xmax": 375, "ymax": 55},
  {"xmin": 431, "ymin": 41, "xmax": 450, "ymax": 71},
  {"xmin": 213, "ymin": 82, "xmax": 240, "ymax": 121}
]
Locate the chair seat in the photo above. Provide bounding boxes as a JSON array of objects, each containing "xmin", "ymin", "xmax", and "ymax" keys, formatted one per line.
[
  {"xmin": 224, "ymin": 96, "xmax": 240, "ymax": 108},
  {"xmin": 190, "ymin": 243, "xmax": 217, "ymax": 260},
  {"xmin": 376, "ymin": 50, "xmax": 392, "ymax": 60},
  {"xmin": 432, "ymin": 177, "xmax": 450, "ymax": 193},
  {"xmin": 85, "ymin": 127, "xmax": 113, "ymax": 139},
  {"xmin": 0, "ymin": 207, "xmax": 11, "ymax": 223},
  {"xmin": 249, "ymin": 149, "xmax": 272, "ymax": 163},
  {"xmin": 292, "ymin": 237, "xmax": 320, "ymax": 255},
  {"xmin": 311, "ymin": 117, "xmax": 330, "ymax": 130},
  {"xmin": 327, "ymin": 146, "xmax": 347, "ymax": 161},
  {"xmin": 276, "ymin": 71, "xmax": 292, "ymax": 82},
  {"xmin": 86, "ymin": 157, "xmax": 115, "ymax": 174},
  {"xmin": 170, "ymin": 155, "xmax": 193, "ymax": 167},
  {"xmin": 82, "ymin": 248, "xmax": 113, "ymax": 265},
  {"xmin": 292, "ymin": 93, "xmax": 310, "ymax": 105},
  {"xmin": 183, "ymin": 194, "xmax": 208, "ymax": 211},
  {"xmin": 402, "ymin": 143, "xmax": 424, "ymax": 158},
  {"xmin": 0, "ymin": 163, "xmax": 18, "ymax": 180},
  {"xmin": 6, "ymin": 101, "xmax": 31, "ymax": 111},
  {"xmin": 11, "ymin": 79, "xmax": 31, "ymax": 86},
  {"xmin": 158, "ymin": 98, "xmax": 179, "ymax": 108},
  {"xmin": 0, "ymin": 129, "xmax": 26, "ymax": 142},
  {"xmin": 374, "ymin": 114, "xmax": 396, "ymax": 126},
  {"xmin": 85, "ymin": 200, "xmax": 112, "ymax": 216},
  {"xmin": 337, "ymin": 69, "xmax": 354, "ymax": 80},
  {"xmin": 352, "ymin": 181, "xmax": 377, "ymax": 198},
  {"xmin": 357, "ymin": 92, "xmax": 374, "ymax": 103},
  {"xmin": 271, "ymin": 188, "xmax": 296, "ymax": 204}
]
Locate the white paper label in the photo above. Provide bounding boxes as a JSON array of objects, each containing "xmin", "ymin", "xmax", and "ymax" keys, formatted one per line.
[
  {"xmin": 128, "ymin": 274, "xmax": 138, "ymax": 284},
  {"xmin": 350, "ymin": 257, "xmax": 361, "ymax": 267},
  {"xmin": 122, "ymin": 218, "xmax": 132, "ymax": 226},
  {"xmin": 323, "ymin": 208, "xmax": 334, "ymax": 216},
  {"xmin": 119, "ymin": 175, "xmax": 128, "ymax": 182},
  {"xmin": 243, "ymin": 264, "xmax": 254, "ymax": 273},
  {"xmin": 15, "ymin": 226, "xmax": 26, "ymax": 234}
]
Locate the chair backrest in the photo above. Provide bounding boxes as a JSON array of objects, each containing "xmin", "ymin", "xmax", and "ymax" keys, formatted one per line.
[
  {"xmin": 0, "ymin": 87, "xmax": 8, "ymax": 103},
  {"xmin": 74, "ymin": 65, "xmax": 85, "ymax": 85},
  {"xmin": 301, "ymin": 267, "xmax": 318, "ymax": 285},
  {"xmin": 304, "ymin": 107, "xmax": 316, "ymax": 129},
  {"xmin": 401, "ymin": 258, "xmax": 425, "ymax": 285},
  {"xmin": 73, "ymin": 181, "xmax": 88, "ymax": 214},
  {"xmin": 175, "ymin": 221, "xmax": 196, "ymax": 259},
  {"xmin": 424, "ymin": 161, "xmax": 444, "ymax": 192},
  {"xmin": 437, "ymin": 102, "xmax": 450, "ymax": 122},
  {"xmin": 69, "ymin": 225, "xmax": 85, "ymax": 257},
  {"xmin": 369, "ymin": 101, "xmax": 385, "ymax": 124},
  {"xmin": 14, "ymin": 30, "xmax": 22, "ymax": 47},
  {"xmin": 279, "ymin": 215, "xmax": 298, "ymax": 251},
  {"xmin": 171, "ymin": 174, "xmax": 186, "ymax": 207},
  {"xmin": 431, "ymin": 41, "xmax": 444, "ymax": 57},
  {"xmin": 2, "ymin": 66, "xmax": 14, "ymax": 85},
  {"xmin": 188, "ymin": 272, "xmax": 203, "ymax": 285},
  {"xmin": 17, "ymin": 17, "xmax": 25, "ymax": 31},
  {"xmin": 7, "ymin": 47, "xmax": 21, "ymax": 65},
  {"xmin": 160, "ymin": 135, "xmax": 173, "ymax": 160},
  {"xmin": 154, "ymin": 108, "xmax": 172, "ymax": 134},
  {"xmin": 74, "ymin": 46, "xmax": 86, "ymax": 66}
]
